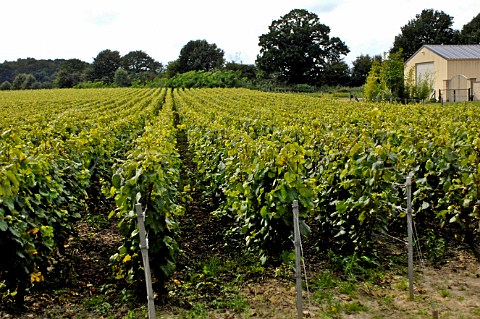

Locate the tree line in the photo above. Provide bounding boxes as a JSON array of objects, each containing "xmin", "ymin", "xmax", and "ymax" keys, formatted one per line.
[{"xmin": 0, "ymin": 8, "xmax": 479, "ymax": 91}]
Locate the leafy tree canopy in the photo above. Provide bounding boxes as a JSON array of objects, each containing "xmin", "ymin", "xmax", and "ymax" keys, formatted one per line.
[
  {"xmin": 391, "ymin": 9, "xmax": 459, "ymax": 60},
  {"xmin": 256, "ymin": 9, "xmax": 349, "ymax": 85},
  {"xmin": 224, "ymin": 62, "xmax": 257, "ymax": 81},
  {"xmin": 90, "ymin": 49, "xmax": 122, "ymax": 84},
  {"xmin": 121, "ymin": 50, "xmax": 162, "ymax": 84},
  {"xmin": 364, "ymin": 51, "xmax": 405, "ymax": 101},
  {"xmin": 165, "ymin": 60, "xmax": 181, "ymax": 79},
  {"xmin": 55, "ymin": 59, "xmax": 89, "ymax": 88},
  {"xmin": 114, "ymin": 67, "xmax": 131, "ymax": 87},
  {"xmin": 460, "ymin": 13, "xmax": 480, "ymax": 44},
  {"xmin": 12, "ymin": 73, "xmax": 28, "ymax": 90},
  {"xmin": 122, "ymin": 50, "xmax": 162, "ymax": 74},
  {"xmin": 0, "ymin": 58, "xmax": 63, "ymax": 84},
  {"xmin": 350, "ymin": 54, "xmax": 382, "ymax": 87},
  {"xmin": 177, "ymin": 40, "xmax": 225, "ymax": 73},
  {"xmin": 0, "ymin": 81, "xmax": 12, "ymax": 90},
  {"xmin": 320, "ymin": 60, "xmax": 350, "ymax": 87}
]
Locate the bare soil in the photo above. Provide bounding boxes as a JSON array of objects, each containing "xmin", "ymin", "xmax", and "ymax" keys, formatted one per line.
[
  {"xmin": 1, "ymin": 214, "xmax": 479, "ymax": 319},
  {"xmin": 157, "ymin": 250, "xmax": 480, "ymax": 319}
]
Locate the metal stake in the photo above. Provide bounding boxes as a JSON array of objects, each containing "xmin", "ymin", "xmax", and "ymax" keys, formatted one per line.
[
  {"xmin": 406, "ymin": 177, "xmax": 414, "ymax": 301},
  {"xmin": 135, "ymin": 203, "xmax": 156, "ymax": 319},
  {"xmin": 292, "ymin": 200, "xmax": 303, "ymax": 318}
]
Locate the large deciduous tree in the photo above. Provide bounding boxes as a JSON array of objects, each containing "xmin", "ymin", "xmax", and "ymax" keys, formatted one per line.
[
  {"xmin": 55, "ymin": 59, "xmax": 89, "ymax": 88},
  {"xmin": 122, "ymin": 50, "xmax": 160, "ymax": 73},
  {"xmin": 90, "ymin": 49, "xmax": 122, "ymax": 84},
  {"xmin": 460, "ymin": 13, "xmax": 480, "ymax": 44},
  {"xmin": 122, "ymin": 50, "xmax": 162, "ymax": 84},
  {"xmin": 177, "ymin": 40, "xmax": 225, "ymax": 73},
  {"xmin": 391, "ymin": 9, "xmax": 459, "ymax": 60},
  {"xmin": 256, "ymin": 9, "xmax": 349, "ymax": 85}
]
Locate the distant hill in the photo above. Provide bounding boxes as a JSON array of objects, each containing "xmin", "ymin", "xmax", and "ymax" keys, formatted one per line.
[{"xmin": 0, "ymin": 58, "xmax": 66, "ymax": 84}]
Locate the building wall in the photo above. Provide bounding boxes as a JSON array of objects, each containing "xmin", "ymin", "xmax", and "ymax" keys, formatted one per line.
[
  {"xmin": 405, "ymin": 48, "xmax": 448, "ymax": 96},
  {"xmin": 447, "ymin": 60, "xmax": 480, "ymax": 80},
  {"xmin": 474, "ymin": 82, "xmax": 480, "ymax": 101},
  {"xmin": 446, "ymin": 61, "xmax": 480, "ymax": 101}
]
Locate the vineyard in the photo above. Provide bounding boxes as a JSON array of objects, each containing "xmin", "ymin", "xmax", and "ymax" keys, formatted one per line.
[{"xmin": 1, "ymin": 88, "xmax": 480, "ymax": 318}]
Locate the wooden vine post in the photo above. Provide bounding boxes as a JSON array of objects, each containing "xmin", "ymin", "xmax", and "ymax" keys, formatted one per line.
[{"xmin": 135, "ymin": 203, "xmax": 156, "ymax": 319}]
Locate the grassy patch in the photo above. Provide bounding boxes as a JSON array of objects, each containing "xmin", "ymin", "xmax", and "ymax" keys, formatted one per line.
[
  {"xmin": 344, "ymin": 301, "xmax": 368, "ymax": 314},
  {"xmin": 166, "ymin": 252, "xmax": 263, "ymax": 315},
  {"xmin": 440, "ymin": 289, "xmax": 450, "ymax": 298},
  {"xmin": 83, "ymin": 296, "xmax": 112, "ymax": 315},
  {"xmin": 473, "ymin": 307, "xmax": 480, "ymax": 317}
]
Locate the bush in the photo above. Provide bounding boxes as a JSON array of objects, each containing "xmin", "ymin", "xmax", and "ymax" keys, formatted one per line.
[
  {"xmin": 293, "ymin": 84, "xmax": 315, "ymax": 92},
  {"xmin": 165, "ymin": 70, "xmax": 245, "ymax": 88},
  {"xmin": 0, "ymin": 81, "xmax": 11, "ymax": 90},
  {"xmin": 73, "ymin": 81, "xmax": 109, "ymax": 89}
]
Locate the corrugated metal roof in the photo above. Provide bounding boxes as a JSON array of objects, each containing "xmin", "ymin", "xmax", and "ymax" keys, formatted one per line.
[{"xmin": 423, "ymin": 45, "xmax": 480, "ymax": 60}]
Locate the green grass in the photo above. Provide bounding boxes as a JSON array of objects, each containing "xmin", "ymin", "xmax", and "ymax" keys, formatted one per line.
[
  {"xmin": 473, "ymin": 307, "xmax": 480, "ymax": 316},
  {"xmin": 440, "ymin": 289, "xmax": 450, "ymax": 298},
  {"xmin": 395, "ymin": 278, "xmax": 409, "ymax": 291},
  {"xmin": 344, "ymin": 301, "xmax": 368, "ymax": 314},
  {"xmin": 82, "ymin": 296, "xmax": 112, "ymax": 315},
  {"xmin": 338, "ymin": 280, "xmax": 356, "ymax": 295}
]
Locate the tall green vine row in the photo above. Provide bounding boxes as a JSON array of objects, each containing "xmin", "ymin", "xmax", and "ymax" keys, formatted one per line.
[
  {"xmin": 175, "ymin": 88, "xmax": 480, "ymax": 262},
  {"xmin": 0, "ymin": 88, "xmax": 162, "ymax": 304}
]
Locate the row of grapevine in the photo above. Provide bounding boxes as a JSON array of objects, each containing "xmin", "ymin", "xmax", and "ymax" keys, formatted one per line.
[
  {"xmin": 0, "ymin": 88, "xmax": 165, "ymax": 304},
  {"xmin": 2, "ymin": 87, "xmax": 479, "ymax": 306},
  {"xmin": 174, "ymin": 88, "xmax": 480, "ymax": 262},
  {"xmin": 109, "ymin": 88, "xmax": 185, "ymax": 289}
]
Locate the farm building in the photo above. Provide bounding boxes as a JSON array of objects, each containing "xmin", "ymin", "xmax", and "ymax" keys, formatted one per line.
[{"xmin": 405, "ymin": 45, "xmax": 480, "ymax": 102}]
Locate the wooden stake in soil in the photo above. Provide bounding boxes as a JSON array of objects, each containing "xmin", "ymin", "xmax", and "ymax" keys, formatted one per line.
[
  {"xmin": 135, "ymin": 203, "xmax": 156, "ymax": 319},
  {"xmin": 406, "ymin": 177, "xmax": 414, "ymax": 301},
  {"xmin": 292, "ymin": 200, "xmax": 303, "ymax": 319}
]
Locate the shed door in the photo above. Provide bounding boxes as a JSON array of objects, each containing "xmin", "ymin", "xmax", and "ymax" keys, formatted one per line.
[{"xmin": 416, "ymin": 62, "xmax": 434, "ymax": 83}]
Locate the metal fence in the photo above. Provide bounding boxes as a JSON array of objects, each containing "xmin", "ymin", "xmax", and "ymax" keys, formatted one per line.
[{"xmin": 439, "ymin": 88, "xmax": 473, "ymax": 102}]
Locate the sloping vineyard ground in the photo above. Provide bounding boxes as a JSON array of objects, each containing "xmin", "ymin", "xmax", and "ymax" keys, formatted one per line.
[{"xmin": 1, "ymin": 88, "xmax": 479, "ymax": 318}]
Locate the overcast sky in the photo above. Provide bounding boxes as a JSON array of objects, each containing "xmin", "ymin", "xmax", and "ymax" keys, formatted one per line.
[{"xmin": 1, "ymin": 0, "xmax": 478, "ymax": 66}]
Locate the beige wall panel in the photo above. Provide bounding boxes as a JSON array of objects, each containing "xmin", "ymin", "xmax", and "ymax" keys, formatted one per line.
[
  {"xmin": 474, "ymin": 82, "xmax": 480, "ymax": 101},
  {"xmin": 447, "ymin": 60, "xmax": 480, "ymax": 79}
]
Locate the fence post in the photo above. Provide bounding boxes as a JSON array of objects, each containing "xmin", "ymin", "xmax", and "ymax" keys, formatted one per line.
[
  {"xmin": 292, "ymin": 200, "xmax": 303, "ymax": 319},
  {"xmin": 135, "ymin": 203, "xmax": 156, "ymax": 319},
  {"xmin": 406, "ymin": 177, "xmax": 414, "ymax": 301}
]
